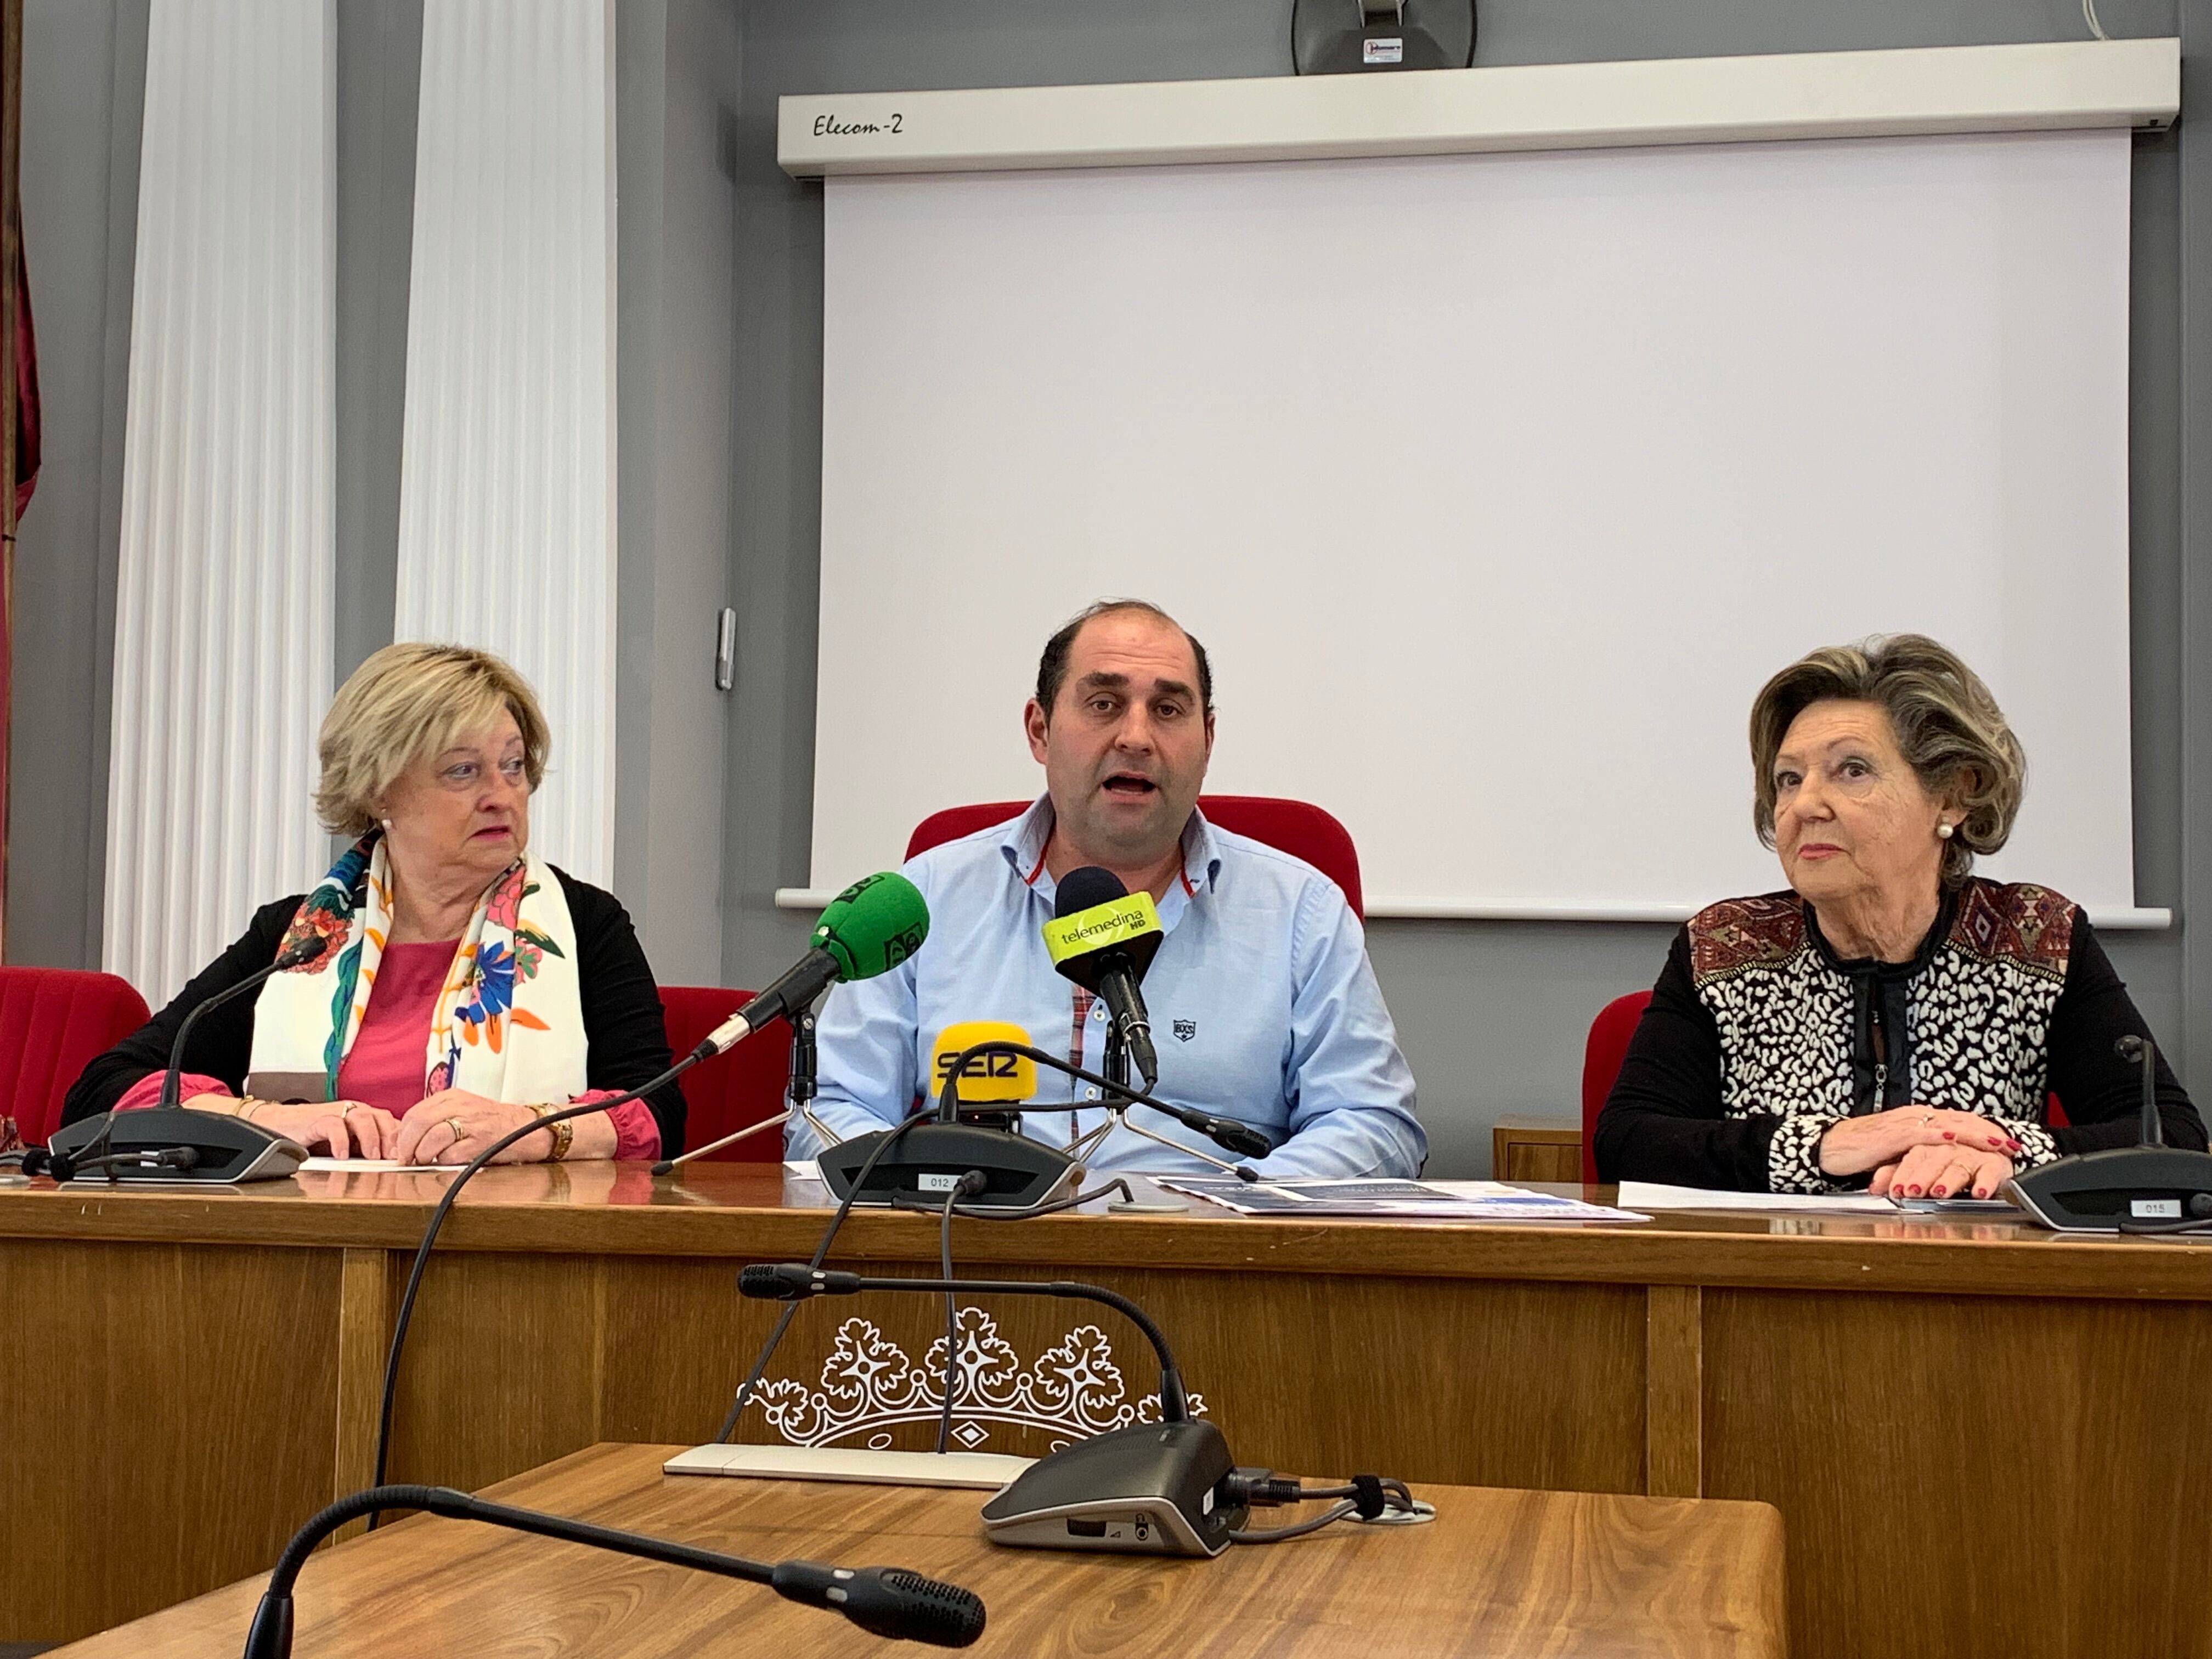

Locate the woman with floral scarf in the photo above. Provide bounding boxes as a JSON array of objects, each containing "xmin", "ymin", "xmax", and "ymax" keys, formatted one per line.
[{"xmin": 62, "ymin": 644, "xmax": 685, "ymax": 1164}]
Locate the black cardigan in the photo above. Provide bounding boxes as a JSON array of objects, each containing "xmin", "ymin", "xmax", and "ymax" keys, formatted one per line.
[
  {"xmin": 1595, "ymin": 895, "xmax": 2203, "ymax": 1192},
  {"xmin": 63, "ymin": 868, "xmax": 687, "ymax": 1155}
]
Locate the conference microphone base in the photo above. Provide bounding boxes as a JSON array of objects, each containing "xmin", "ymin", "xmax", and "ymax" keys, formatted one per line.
[
  {"xmin": 2006, "ymin": 1145, "xmax": 2212, "ymax": 1231},
  {"xmin": 980, "ymin": 1419, "xmax": 1244, "ymax": 1558},
  {"xmin": 44, "ymin": 1108, "xmax": 307, "ymax": 1184},
  {"xmin": 817, "ymin": 1122, "xmax": 1082, "ymax": 1210}
]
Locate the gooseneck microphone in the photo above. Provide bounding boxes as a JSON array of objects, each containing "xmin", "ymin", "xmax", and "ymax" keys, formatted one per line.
[
  {"xmin": 369, "ymin": 872, "xmax": 931, "ymax": 1517},
  {"xmin": 700, "ymin": 872, "xmax": 931, "ymax": 1057},
  {"xmin": 2117, "ymin": 1034, "xmax": 2163, "ymax": 1147},
  {"xmin": 2008, "ymin": 1030, "xmax": 2212, "ymax": 1232},
  {"xmin": 741, "ymin": 1264, "xmax": 1191, "ymax": 1421},
  {"xmin": 164, "ymin": 933, "xmax": 334, "ymax": 1107},
  {"xmin": 55, "ymin": 933, "xmax": 335, "ymax": 1183},
  {"xmin": 242, "ymin": 1484, "xmax": 985, "ymax": 1655},
  {"xmin": 739, "ymin": 1263, "xmax": 1249, "ymax": 1556},
  {"xmin": 934, "ymin": 1039, "xmax": 1271, "ymax": 1166},
  {"xmin": 1045, "ymin": 867, "xmax": 1161, "ymax": 1092}
]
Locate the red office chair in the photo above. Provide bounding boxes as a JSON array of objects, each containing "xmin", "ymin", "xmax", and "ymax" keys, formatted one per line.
[
  {"xmin": 1578, "ymin": 988, "xmax": 2072, "ymax": 1183},
  {"xmin": 1581, "ymin": 991, "xmax": 1651, "ymax": 1184},
  {"xmin": 1, "ymin": 967, "xmax": 154, "ymax": 1149},
  {"xmin": 657, "ymin": 986, "xmax": 794, "ymax": 1161},
  {"xmin": 905, "ymin": 795, "xmax": 1364, "ymax": 918}
]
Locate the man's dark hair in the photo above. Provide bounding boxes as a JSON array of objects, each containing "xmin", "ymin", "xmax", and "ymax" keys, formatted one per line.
[{"xmin": 1035, "ymin": 600, "xmax": 1214, "ymax": 720}]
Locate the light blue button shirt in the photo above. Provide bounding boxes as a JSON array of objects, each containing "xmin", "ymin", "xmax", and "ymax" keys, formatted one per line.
[{"xmin": 789, "ymin": 798, "xmax": 1425, "ymax": 1178}]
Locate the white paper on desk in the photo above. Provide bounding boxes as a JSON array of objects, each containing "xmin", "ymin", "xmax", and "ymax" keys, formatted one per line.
[
  {"xmin": 1616, "ymin": 1180, "xmax": 1895, "ymax": 1215},
  {"xmin": 1158, "ymin": 1176, "xmax": 1647, "ymax": 1222},
  {"xmin": 782, "ymin": 1159, "xmax": 822, "ymax": 1180},
  {"xmin": 297, "ymin": 1157, "xmax": 448, "ymax": 1173}
]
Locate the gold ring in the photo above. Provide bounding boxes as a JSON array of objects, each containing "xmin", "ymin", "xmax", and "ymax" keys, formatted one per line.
[{"xmin": 445, "ymin": 1118, "xmax": 466, "ymax": 1142}]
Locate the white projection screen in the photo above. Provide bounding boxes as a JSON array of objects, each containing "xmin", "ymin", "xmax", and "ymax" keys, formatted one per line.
[{"xmin": 810, "ymin": 129, "xmax": 2140, "ymax": 920}]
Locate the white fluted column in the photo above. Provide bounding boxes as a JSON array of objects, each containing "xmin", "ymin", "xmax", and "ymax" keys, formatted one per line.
[
  {"xmin": 393, "ymin": 0, "xmax": 618, "ymax": 884},
  {"xmin": 105, "ymin": 0, "xmax": 336, "ymax": 1003}
]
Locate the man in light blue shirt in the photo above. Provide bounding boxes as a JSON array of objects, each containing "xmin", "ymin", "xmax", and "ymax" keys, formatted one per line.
[{"xmin": 791, "ymin": 599, "xmax": 1424, "ymax": 1178}]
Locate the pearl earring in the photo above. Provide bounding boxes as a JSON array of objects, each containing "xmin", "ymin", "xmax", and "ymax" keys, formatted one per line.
[{"xmin": 1937, "ymin": 822, "xmax": 1955, "ymax": 840}]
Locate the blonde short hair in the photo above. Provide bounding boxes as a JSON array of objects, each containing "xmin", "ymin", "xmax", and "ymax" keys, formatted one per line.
[
  {"xmin": 315, "ymin": 643, "xmax": 550, "ymax": 836},
  {"xmin": 1748, "ymin": 633, "xmax": 2025, "ymax": 887}
]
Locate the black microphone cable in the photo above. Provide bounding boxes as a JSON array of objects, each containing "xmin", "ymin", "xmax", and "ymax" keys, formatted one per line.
[
  {"xmin": 715, "ymin": 1105, "xmax": 952, "ymax": 1444},
  {"xmin": 1220, "ymin": 1472, "xmax": 1430, "ymax": 1543},
  {"xmin": 715, "ymin": 1109, "xmax": 1144, "ymax": 1444},
  {"xmin": 935, "ymin": 1173, "xmax": 983, "ymax": 1454},
  {"xmin": 932, "ymin": 1039, "xmax": 1272, "ymax": 1177},
  {"xmin": 368, "ymin": 1043, "xmax": 717, "ymax": 1524}
]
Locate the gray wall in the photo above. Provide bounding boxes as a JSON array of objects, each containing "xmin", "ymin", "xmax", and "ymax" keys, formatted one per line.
[
  {"xmin": 333, "ymin": 0, "xmax": 422, "ymax": 687},
  {"xmin": 614, "ymin": 0, "xmax": 743, "ymax": 985},
  {"xmin": 716, "ymin": 0, "xmax": 2199, "ymax": 1177}
]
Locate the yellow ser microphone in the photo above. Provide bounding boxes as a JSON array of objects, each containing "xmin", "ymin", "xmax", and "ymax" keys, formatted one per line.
[{"xmin": 930, "ymin": 1022, "xmax": 1037, "ymax": 1113}]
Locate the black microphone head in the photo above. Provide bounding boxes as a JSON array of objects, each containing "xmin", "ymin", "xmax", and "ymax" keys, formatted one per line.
[
  {"xmin": 740, "ymin": 1263, "xmax": 859, "ymax": 1300},
  {"xmin": 836, "ymin": 1566, "xmax": 987, "ymax": 1647},
  {"xmin": 1200, "ymin": 1117, "xmax": 1275, "ymax": 1159},
  {"xmin": 276, "ymin": 933, "xmax": 331, "ymax": 969},
  {"xmin": 1055, "ymin": 865, "xmax": 1128, "ymax": 918},
  {"xmin": 739, "ymin": 1262, "xmax": 812, "ymax": 1300},
  {"xmin": 2117, "ymin": 1035, "xmax": 2149, "ymax": 1062},
  {"xmin": 1048, "ymin": 867, "xmax": 1164, "ymax": 984}
]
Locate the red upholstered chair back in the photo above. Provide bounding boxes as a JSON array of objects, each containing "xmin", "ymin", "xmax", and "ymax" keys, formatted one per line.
[
  {"xmin": 1581, "ymin": 991, "xmax": 1651, "ymax": 1185},
  {"xmin": 1, "ymin": 968, "xmax": 153, "ymax": 1148},
  {"xmin": 904, "ymin": 795, "xmax": 1364, "ymax": 918},
  {"xmin": 657, "ymin": 986, "xmax": 794, "ymax": 1161}
]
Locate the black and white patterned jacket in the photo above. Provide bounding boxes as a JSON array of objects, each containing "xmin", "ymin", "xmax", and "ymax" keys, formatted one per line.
[{"xmin": 1594, "ymin": 879, "xmax": 2203, "ymax": 1193}]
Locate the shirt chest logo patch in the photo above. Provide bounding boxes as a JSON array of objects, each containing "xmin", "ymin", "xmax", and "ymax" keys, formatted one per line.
[{"xmin": 1173, "ymin": 1018, "xmax": 1197, "ymax": 1043}]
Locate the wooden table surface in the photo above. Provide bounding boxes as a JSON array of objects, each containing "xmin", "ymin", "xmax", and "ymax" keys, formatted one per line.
[
  {"xmin": 49, "ymin": 1442, "xmax": 1788, "ymax": 1658},
  {"xmin": 7, "ymin": 1159, "xmax": 2212, "ymax": 1296},
  {"xmin": 10, "ymin": 1164, "xmax": 2211, "ymax": 1657}
]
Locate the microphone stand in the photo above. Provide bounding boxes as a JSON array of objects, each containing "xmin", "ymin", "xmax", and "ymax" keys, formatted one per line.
[
  {"xmin": 61, "ymin": 935, "xmax": 330, "ymax": 1182},
  {"xmin": 242, "ymin": 1483, "xmax": 985, "ymax": 1655},
  {"xmin": 791, "ymin": 1000, "xmax": 847, "ymax": 1150},
  {"xmin": 936, "ymin": 1041, "xmax": 1269, "ymax": 1177},
  {"xmin": 651, "ymin": 990, "xmax": 837, "ymax": 1175}
]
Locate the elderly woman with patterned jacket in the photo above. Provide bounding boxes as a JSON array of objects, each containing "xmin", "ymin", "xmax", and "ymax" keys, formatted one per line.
[
  {"xmin": 1595, "ymin": 634, "xmax": 2203, "ymax": 1199},
  {"xmin": 63, "ymin": 642, "xmax": 684, "ymax": 1165}
]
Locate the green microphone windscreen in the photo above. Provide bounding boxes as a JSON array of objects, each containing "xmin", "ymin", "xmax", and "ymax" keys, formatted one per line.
[{"xmin": 812, "ymin": 872, "xmax": 930, "ymax": 982}]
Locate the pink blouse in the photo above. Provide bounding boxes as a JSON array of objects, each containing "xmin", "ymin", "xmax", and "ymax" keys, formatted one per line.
[{"xmin": 115, "ymin": 939, "xmax": 662, "ymax": 1160}]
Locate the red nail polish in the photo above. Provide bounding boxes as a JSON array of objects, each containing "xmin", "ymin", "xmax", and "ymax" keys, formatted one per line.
[
  {"xmin": 1942, "ymin": 1131, "xmax": 1955, "ymax": 1141},
  {"xmin": 1933, "ymin": 1186, "xmax": 1947, "ymax": 1197},
  {"xmin": 1908, "ymin": 1184, "xmax": 1922, "ymax": 1196}
]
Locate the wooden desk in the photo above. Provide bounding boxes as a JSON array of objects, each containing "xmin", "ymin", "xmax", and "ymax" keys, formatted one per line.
[
  {"xmin": 49, "ymin": 1442, "xmax": 1788, "ymax": 1657},
  {"xmin": 7, "ymin": 1163, "xmax": 2212, "ymax": 1657}
]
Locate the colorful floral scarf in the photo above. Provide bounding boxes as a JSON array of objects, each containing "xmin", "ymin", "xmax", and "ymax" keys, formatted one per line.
[{"xmin": 247, "ymin": 832, "xmax": 587, "ymax": 1106}]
